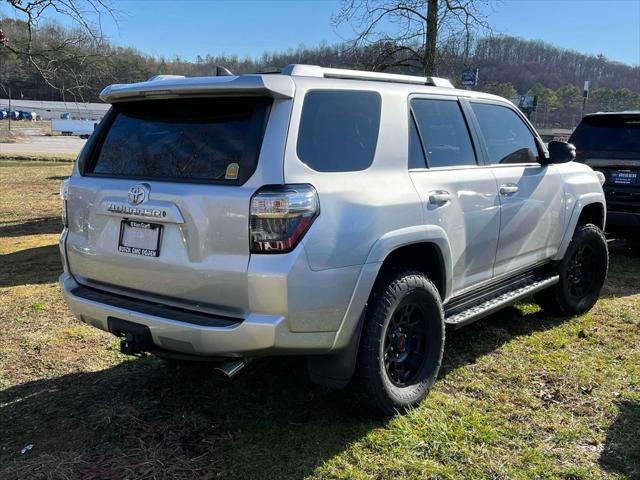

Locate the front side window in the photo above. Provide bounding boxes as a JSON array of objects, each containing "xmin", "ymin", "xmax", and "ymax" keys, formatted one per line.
[
  {"xmin": 411, "ymin": 98, "xmax": 477, "ymax": 168},
  {"xmin": 471, "ymin": 103, "xmax": 540, "ymax": 164},
  {"xmin": 297, "ymin": 90, "xmax": 381, "ymax": 172}
]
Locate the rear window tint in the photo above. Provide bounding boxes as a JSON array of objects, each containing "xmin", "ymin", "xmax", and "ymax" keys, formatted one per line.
[
  {"xmin": 570, "ymin": 115, "xmax": 640, "ymax": 153},
  {"xmin": 297, "ymin": 90, "xmax": 381, "ymax": 172},
  {"xmin": 88, "ymin": 97, "xmax": 272, "ymax": 183}
]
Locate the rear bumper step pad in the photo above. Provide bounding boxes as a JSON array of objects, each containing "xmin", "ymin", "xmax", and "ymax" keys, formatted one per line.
[{"xmin": 71, "ymin": 284, "xmax": 242, "ymax": 328}]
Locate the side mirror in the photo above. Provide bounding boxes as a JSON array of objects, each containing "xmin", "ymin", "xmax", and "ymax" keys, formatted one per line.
[{"xmin": 545, "ymin": 141, "xmax": 576, "ymax": 164}]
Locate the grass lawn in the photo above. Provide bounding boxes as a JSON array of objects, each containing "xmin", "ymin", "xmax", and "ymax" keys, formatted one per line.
[{"xmin": 0, "ymin": 159, "xmax": 639, "ymax": 480}]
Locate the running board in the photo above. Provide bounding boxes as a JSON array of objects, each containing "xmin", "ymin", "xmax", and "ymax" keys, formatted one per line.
[{"xmin": 445, "ymin": 275, "xmax": 559, "ymax": 329}]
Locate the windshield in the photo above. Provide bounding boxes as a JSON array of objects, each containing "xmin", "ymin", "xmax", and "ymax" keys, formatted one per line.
[
  {"xmin": 88, "ymin": 96, "xmax": 272, "ymax": 184},
  {"xmin": 570, "ymin": 115, "xmax": 640, "ymax": 153}
]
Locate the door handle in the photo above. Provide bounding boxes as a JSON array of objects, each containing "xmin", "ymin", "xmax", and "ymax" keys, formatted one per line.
[
  {"xmin": 499, "ymin": 184, "xmax": 519, "ymax": 195},
  {"xmin": 428, "ymin": 190, "xmax": 452, "ymax": 205}
]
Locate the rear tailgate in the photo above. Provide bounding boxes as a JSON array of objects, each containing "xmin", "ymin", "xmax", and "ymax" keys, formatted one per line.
[{"xmin": 65, "ymin": 91, "xmax": 291, "ymax": 317}]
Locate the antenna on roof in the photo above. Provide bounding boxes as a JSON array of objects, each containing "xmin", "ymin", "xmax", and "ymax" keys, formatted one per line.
[{"xmin": 216, "ymin": 66, "xmax": 234, "ymax": 76}]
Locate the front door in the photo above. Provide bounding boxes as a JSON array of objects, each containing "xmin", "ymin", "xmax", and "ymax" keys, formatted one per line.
[{"xmin": 467, "ymin": 101, "xmax": 564, "ymax": 277}]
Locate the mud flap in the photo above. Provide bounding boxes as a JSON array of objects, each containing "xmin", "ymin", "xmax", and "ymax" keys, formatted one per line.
[{"xmin": 306, "ymin": 309, "xmax": 365, "ymax": 389}]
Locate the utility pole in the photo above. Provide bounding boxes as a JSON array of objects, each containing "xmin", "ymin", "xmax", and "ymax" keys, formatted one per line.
[
  {"xmin": 7, "ymin": 86, "xmax": 11, "ymax": 133},
  {"xmin": 581, "ymin": 80, "xmax": 590, "ymax": 119}
]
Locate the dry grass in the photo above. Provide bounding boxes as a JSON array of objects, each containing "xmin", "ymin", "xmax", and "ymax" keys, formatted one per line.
[{"xmin": 0, "ymin": 160, "xmax": 639, "ymax": 479}]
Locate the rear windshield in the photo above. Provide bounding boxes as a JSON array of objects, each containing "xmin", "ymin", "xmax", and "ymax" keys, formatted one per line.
[
  {"xmin": 570, "ymin": 115, "xmax": 640, "ymax": 153},
  {"xmin": 88, "ymin": 97, "xmax": 272, "ymax": 184}
]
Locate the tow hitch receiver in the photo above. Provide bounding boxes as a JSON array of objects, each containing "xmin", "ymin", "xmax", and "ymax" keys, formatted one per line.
[
  {"xmin": 107, "ymin": 317, "xmax": 154, "ymax": 357},
  {"xmin": 120, "ymin": 333, "xmax": 145, "ymax": 356}
]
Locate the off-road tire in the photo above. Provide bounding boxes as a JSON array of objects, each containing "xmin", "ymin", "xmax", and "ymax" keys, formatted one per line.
[
  {"xmin": 535, "ymin": 223, "xmax": 608, "ymax": 316},
  {"xmin": 356, "ymin": 268, "xmax": 445, "ymax": 416}
]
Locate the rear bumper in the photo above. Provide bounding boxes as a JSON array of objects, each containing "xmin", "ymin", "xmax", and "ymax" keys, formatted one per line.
[{"xmin": 60, "ymin": 273, "xmax": 336, "ymax": 357}]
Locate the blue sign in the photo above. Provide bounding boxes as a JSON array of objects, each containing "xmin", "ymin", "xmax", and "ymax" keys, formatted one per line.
[{"xmin": 461, "ymin": 68, "xmax": 479, "ymax": 87}]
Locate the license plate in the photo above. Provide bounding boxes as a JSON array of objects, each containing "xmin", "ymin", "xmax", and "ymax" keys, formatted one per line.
[
  {"xmin": 118, "ymin": 220, "xmax": 162, "ymax": 257},
  {"xmin": 610, "ymin": 169, "xmax": 638, "ymax": 185}
]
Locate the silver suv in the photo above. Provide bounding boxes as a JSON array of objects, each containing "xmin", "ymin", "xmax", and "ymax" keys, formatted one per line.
[{"xmin": 60, "ymin": 65, "xmax": 609, "ymax": 415}]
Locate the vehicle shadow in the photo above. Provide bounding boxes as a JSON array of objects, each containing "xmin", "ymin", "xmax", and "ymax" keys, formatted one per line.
[
  {"xmin": 603, "ymin": 239, "xmax": 640, "ymax": 298},
  {"xmin": 0, "ymin": 244, "xmax": 61, "ymax": 287},
  {"xmin": 0, "ymin": 357, "xmax": 379, "ymax": 480},
  {"xmin": 599, "ymin": 400, "xmax": 640, "ymax": 479},
  {"xmin": 441, "ymin": 305, "xmax": 566, "ymax": 378},
  {"xmin": 0, "ymin": 304, "xmax": 572, "ymax": 480},
  {"xmin": 0, "ymin": 216, "xmax": 62, "ymax": 237}
]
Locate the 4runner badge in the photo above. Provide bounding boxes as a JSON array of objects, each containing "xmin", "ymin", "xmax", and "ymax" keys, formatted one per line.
[{"xmin": 128, "ymin": 184, "xmax": 149, "ymax": 205}]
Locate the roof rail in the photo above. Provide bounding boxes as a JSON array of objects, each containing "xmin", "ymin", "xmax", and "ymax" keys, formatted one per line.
[{"xmin": 281, "ymin": 64, "xmax": 454, "ymax": 88}]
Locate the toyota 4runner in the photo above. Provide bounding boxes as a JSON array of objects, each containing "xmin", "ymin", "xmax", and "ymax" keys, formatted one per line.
[{"xmin": 59, "ymin": 65, "xmax": 609, "ymax": 415}]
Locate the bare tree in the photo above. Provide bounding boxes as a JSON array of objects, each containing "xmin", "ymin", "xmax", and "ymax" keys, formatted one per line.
[
  {"xmin": 332, "ymin": 0, "xmax": 493, "ymax": 75},
  {"xmin": 0, "ymin": 0, "xmax": 118, "ymax": 100}
]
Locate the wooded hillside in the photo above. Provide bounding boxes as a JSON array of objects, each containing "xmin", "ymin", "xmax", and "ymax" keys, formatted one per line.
[{"xmin": 1, "ymin": 17, "xmax": 638, "ymax": 127}]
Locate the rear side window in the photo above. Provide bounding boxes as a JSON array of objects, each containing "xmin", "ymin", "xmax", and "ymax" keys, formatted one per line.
[
  {"xmin": 411, "ymin": 98, "xmax": 477, "ymax": 168},
  {"xmin": 88, "ymin": 97, "xmax": 272, "ymax": 184},
  {"xmin": 470, "ymin": 103, "xmax": 539, "ymax": 164},
  {"xmin": 297, "ymin": 90, "xmax": 381, "ymax": 172},
  {"xmin": 570, "ymin": 115, "xmax": 640, "ymax": 153}
]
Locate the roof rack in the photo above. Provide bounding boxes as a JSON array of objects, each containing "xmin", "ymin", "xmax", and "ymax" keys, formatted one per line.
[{"xmin": 281, "ymin": 64, "xmax": 454, "ymax": 88}]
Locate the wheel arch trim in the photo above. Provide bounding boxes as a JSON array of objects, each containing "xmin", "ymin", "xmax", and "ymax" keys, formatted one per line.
[
  {"xmin": 331, "ymin": 225, "xmax": 453, "ymax": 352},
  {"xmin": 554, "ymin": 192, "xmax": 606, "ymax": 261}
]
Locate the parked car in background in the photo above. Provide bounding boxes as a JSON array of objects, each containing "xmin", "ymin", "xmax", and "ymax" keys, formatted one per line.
[
  {"xmin": 570, "ymin": 112, "xmax": 640, "ymax": 240},
  {"xmin": 19, "ymin": 110, "xmax": 37, "ymax": 121},
  {"xmin": 51, "ymin": 118, "xmax": 97, "ymax": 138},
  {"xmin": 59, "ymin": 65, "xmax": 609, "ymax": 415}
]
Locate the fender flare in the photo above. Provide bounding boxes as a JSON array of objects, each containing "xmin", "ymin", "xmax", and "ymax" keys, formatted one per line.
[
  {"xmin": 553, "ymin": 192, "xmax": 606, "ymax": 261},
  {"xmin": 307, "ymin": 225, "xmax": 453, "ymax": 388}
]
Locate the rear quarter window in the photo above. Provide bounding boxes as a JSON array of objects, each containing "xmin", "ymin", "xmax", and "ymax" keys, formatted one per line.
[
  {"xmin": 87, "ymin": 97, "xmax": 272, "ymax": 184},
  {"xmin": 296, "ymin": 90, "xmax": 381, "ymax": 172}
]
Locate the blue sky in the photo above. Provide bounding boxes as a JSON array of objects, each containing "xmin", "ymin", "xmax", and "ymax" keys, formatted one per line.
[{"xmin": 2, "ymin": 0, "xmax": 640, "ymax": 65}]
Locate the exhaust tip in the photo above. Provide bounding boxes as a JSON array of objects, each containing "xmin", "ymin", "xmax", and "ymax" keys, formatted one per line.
[{"xmin": 213, "ymin": 358, "xmax": 248, "ymax": 379}]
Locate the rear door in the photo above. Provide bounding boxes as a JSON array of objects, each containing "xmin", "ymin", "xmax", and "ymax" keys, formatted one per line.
[
  {"xmin": 467, "ymin": 100, "xmax": 564, "ymax": 276},
  {"xmin": 408, "ymin": 96, "xmax": 501, "ymax": 294},
  {"xmin": 65, "ymin": 95, "xmax": 286, "ymax": 316}
]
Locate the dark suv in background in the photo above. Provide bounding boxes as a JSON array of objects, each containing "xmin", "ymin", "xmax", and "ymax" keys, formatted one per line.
[{"xmin": 570, "ymin": 111, "xmax": 640, "ymax": 240}]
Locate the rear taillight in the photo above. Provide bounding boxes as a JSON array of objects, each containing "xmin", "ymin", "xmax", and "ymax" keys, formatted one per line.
[
  {"xmin": 60, "ymin": 178, "xmax": 70, "ymax": 228},
  {"xmin": 250, "ymin": 184, "xmax": 319, "ymax": 253}
]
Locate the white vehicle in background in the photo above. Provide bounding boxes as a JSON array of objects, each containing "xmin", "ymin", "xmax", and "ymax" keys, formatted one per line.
[{"xmin": 51, "ymin": 118, "xmax": 98, "ymax": 139}]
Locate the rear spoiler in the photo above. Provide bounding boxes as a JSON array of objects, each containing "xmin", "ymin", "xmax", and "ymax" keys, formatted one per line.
[{"xmin": 99, "ymin": 74, "xmax": 294, "ymax": 103}]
